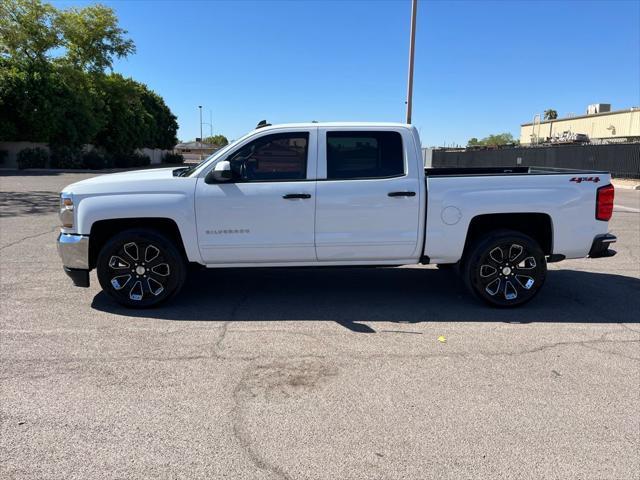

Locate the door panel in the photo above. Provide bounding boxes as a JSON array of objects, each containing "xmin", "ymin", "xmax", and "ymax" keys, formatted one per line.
[
  {"xmin": 315, "ymin": 128, "xmax": 421, "ymax": 261},
  {"xmin": 315, "ymin": 177, "xmax": 420, "ymax": 260},
  {"xmin": 195, "ymin": 180, "xmax": 316, "ymax": 263},
  {"xmin": 195, "ymin": 128, "xmax": 317, "ymax": 264}
]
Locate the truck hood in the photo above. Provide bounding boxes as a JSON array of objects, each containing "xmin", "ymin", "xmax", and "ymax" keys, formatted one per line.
[{"xmin": 62, "ymin": 167, "xmax": 182, "ymax": 195}]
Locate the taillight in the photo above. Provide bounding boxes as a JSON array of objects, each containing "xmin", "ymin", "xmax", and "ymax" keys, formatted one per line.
[{"xmin": 596, "ymin": 184, "xmax": 614, "ymax": 221}]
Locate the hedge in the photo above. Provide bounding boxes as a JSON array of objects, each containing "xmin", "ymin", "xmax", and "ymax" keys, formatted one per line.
[{"xmin": 17, "ymin": 148, "xmax": 49, "ymax": 169}]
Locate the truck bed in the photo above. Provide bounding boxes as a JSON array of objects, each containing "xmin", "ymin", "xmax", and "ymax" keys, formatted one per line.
[{"xmin": 425, "ymin": 166, "xmax": 608, "ymax": 177}]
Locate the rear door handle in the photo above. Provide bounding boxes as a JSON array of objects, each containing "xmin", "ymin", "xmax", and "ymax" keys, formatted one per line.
[
  {"xmin": 283, "ymin": 193, "xmax": 312, "ymax": 199},
  {"xmin": 388, "ymin": 191, "xmax": 416, "ymax": 197}
]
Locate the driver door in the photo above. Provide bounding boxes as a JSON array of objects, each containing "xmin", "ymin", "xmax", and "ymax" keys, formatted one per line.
[{"xmin": 195, "ymin": 128, "xmax": 317, "ymax": 264}]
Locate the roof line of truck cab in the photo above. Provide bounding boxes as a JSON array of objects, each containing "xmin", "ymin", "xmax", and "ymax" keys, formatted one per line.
[{"xmin": 251, "ymin": 122, "xmax": 413, "ymax": 131}]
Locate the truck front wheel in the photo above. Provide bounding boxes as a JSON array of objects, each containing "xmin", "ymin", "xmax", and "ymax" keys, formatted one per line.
[
  {"xmin": 96, "ymin": 229, "xmax": 186, "ymax": 308},
  {"xmin": 462, "ymin": 230, "xmax": 547, "ymax": 307}
]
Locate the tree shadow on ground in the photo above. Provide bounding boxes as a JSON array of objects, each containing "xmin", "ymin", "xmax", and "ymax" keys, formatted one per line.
[
  {"xmin": 0, "ymin": 191, "xmax": 59, "ymax": 217},
  {"xmin": 91, "ymin": 267, "xmax": 640, "ymax": 332}
]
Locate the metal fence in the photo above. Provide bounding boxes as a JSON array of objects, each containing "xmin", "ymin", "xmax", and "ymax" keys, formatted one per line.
[{"xmin": 431, "ymin": 143, "xmax": 640, "ymax": 179}]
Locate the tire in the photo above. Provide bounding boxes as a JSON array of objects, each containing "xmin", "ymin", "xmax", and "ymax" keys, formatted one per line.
[
  {"xmin": 462, "ymin": 230, "xmax": 547, "ymax": 307},
  {"xmin": 96, "ymin": 229, "xmax": 186, "ymax": 308}
]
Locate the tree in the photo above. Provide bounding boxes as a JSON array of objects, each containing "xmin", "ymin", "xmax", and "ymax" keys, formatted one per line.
[
  {"xmin": 203, "ymin": 134, "xmax": 229, "ymax": 147},
  {"xmin": 0, "ymin": 0, "xmax": 59, "ymax": 63},
  {"xmin": 56, "ymin": 4, "xmax": 135, "ymax": 72},
  {"xmin": 0, "ymin": 59, "xmax": 100, "ymax": 145},
  {"xmin": 0, "ymin": 0, "xmax": 177, "ymax": 155},
  {"xmin": 0, "ymin": 0, "xmax": 134, "ymax": 71},
  {"xmin": 544, "ymin": 109, "xmax": 558, "ymax": 120},
  {"xmin": 136, "ymin": 82, "xmax": 178, "ymax": 149},
  {"xmin": 467, "ymin": 133, "xmax": 517, "ymax": 147}
]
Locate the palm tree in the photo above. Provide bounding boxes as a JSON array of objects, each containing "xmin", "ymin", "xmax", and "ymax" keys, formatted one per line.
[{"xmin": 544, "ymin": 109, "xmax": 558, "ymax": 120}]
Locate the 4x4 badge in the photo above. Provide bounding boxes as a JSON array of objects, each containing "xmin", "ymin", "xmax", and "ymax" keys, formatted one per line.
[{"xmin": 570, "ymin": 176, "xmax": 600, "ymax": 183}]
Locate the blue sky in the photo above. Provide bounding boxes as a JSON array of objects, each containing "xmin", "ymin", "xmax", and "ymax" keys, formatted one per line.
[{"xmin": 55, "ymin": 0, "xmax": 639, "ymax": 146}]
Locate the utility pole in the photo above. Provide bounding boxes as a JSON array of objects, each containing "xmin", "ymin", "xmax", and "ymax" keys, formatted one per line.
[
  {"xmin": 405, "ymin": 0, "xmax": 418, "ymax": 124},
  {"xmin": 198, "ymin": 105, "xmax": 203, "ymax": 160}
]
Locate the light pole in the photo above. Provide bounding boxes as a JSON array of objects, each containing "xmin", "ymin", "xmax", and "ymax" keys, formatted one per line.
[
  {"xmin": 198, "ymin": 105, "xmax": 203, "ymax": 160},
  {"xmin": 405, "ymin": 0, "xmax": 418, "ymax": 124},
  {"xmin": 202, "ymin": 109, "xmax": 213, "ymax": 138}
]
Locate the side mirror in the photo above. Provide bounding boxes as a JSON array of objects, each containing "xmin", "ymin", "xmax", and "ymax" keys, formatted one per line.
[{"xmin": 205, "ymin": 160, "xmax": 232, "ymax": 184}]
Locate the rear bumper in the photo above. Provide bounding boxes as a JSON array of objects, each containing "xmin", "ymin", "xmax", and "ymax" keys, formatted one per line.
[
  {"xmin": 57, "ymin": 233, "xmax": 90, "ymax": 287},
  {"xmin": 588, "ymin": 233, "xmax": 617, "ymax": 258}
]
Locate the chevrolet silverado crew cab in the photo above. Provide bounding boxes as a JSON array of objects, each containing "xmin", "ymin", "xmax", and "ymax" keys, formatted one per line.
[{"xmin": 57, "ymin": 122, "xmax": 617, "ymax": 308}]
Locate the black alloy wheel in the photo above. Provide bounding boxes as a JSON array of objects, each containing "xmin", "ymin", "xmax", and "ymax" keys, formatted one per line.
[
  {"xmin": 463, "ymin": 230, "xmax": 547, "ymax": 307},
  {"xmin": 97, "ymin": 229, "xmax": 186, "ymax": 308}
]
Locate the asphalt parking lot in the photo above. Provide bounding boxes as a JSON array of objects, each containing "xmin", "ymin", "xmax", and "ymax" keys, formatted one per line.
[{"xmin": 1, "ymin": 171, "xmax": 639, "ymax": 480}]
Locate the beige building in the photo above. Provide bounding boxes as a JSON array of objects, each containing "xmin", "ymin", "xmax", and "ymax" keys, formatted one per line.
[
  {"xmin": 520, "ymin": 105, "xmax": 640, "ymax": 145},
  {"xmin": 174, "ymin": 141, "xmax": 219, "ymax": 156}
]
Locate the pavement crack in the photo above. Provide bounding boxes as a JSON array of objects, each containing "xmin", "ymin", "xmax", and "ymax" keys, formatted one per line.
[
  {"xmin": 619, "ymin": 324, "xmax": 640, "ymax": 335},
  {"xmin": 231, "ymin": 364, "xmax": 294, "ymax": 480},
  {"xmin": 213, "ymin": 284, "xmax": 255, "ymax": 357},
  {"xmin": 214, "ymin": 321, "xmax": 230, "ymax": 356},
  {"xmin": 0, "ymin": 226, "xmax": 58, "ymax": 251},
  {"xmin": 482, "ymin": 338, "xmax": 640, "ymax": 359},
  {"xmin": 579, "ymin": 342, "xmax": 640, "ymax": 361},
  {"xmin": 227, "ymin": 328, "xmax": 332, "ymax": 348}
]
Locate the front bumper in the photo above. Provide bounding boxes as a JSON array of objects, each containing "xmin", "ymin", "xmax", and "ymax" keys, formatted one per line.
[
  {"xmin": 63, "ymin": 266, "xmax": 90, "ymax": 288},
  {"xmin": 57, "ymin": 233, "xmax": 90, "ymax": 287},
  {"xmin": 588, "ymin": 233, "xmax": 617, "ymax": 258}
]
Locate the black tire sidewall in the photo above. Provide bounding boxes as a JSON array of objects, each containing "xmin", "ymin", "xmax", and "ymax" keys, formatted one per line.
[
  {"xmin": 97, "ymin": 229, "xmax": 186, "ymax": 308},
  {"xmin": 463, "ymin": 230, "xmax": 547, "ymax": 308}
]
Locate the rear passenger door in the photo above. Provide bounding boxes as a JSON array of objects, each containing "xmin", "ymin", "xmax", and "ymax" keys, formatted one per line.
[{"xmin": 315, "ymin": 128, "xmax": 421, "ymax": 261}]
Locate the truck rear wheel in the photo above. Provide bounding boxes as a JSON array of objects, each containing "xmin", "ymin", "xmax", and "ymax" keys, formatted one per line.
[
  {"xmin": 96, "ymin": 229, "xmax": 186, "ymax": 308},
  {"xmin": 462, "ymin": 230, "xmax": 546, "ymax": 307}
]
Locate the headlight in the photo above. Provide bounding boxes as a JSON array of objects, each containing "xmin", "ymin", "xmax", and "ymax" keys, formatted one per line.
[{"xmin": 59, "ymin": 193, "xmax": 74, "ymax": 228}]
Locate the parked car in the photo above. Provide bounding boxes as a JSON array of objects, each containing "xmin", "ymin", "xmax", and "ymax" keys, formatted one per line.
[{"xmin": 57, "ymin": 122, "xmax": 616, "ymax": 308}]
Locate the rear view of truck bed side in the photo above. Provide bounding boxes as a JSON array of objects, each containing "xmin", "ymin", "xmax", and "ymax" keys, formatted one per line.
[{"xmin": 421, "ymin": 166, "xmax": 615, "ymax": 305}]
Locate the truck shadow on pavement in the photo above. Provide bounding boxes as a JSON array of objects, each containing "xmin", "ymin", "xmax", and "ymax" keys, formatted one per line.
[{"xmin": 91, "ymin": 267, "xmax": 640, "ymax": 332}]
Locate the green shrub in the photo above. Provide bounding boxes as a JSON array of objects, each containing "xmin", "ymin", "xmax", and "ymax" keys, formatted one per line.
[
  {"xmin": 50, "ymin": 146, "xmax": 83, "ymax": 169},
  {"xmin": 113, "ymin": 152, "xmax": 151, "ymax": 168},
  {"xmin": 163, "ymin": 152, "xmax": 184, "ymax": 164},
  {"xmin": 82, "ymin": 150, "xmax": 113, "ymax": 170},
  {"xmin": 0, "ymin": 150, "xmax": 7, "ymax": 165},
  {"xmin": 17, "ymin": 148, "xmax": 49, "ymax": 169}
]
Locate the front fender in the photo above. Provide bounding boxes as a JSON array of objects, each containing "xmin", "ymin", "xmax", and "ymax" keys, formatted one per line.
[{"xmin": 75, "ymin": 192, "xmax": 201, "ymax": 263}]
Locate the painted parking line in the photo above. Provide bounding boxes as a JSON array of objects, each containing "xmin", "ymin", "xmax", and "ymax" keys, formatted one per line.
[{"xmin": 614, "ymin": 205, "xmax": 640, "ymax": 213}]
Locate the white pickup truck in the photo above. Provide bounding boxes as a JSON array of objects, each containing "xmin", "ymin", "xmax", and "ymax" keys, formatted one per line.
[{"xmin": 57, "ymin": 122, "xmax": 617, "ymax": 308}]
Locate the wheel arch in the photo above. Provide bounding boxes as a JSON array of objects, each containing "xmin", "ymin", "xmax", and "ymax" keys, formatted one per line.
[
  {"xmin": 462, "ymin": 212, "xmax": 553, "ymax": 258},
  {"xmin": 89, "ymin": 218, "xmax": 190, "ymax": 269}
]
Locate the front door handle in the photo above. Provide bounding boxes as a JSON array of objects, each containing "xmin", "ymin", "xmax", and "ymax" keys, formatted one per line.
[
  {"xmin": 388, "ymin": 191, "xmax": 416, "ymax": 197},
  {"xmin": 283, "ymin": 193, "xmax": 312, "ymax": 199}
]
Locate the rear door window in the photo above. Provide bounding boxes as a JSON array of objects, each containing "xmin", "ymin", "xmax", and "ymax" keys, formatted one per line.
[{"xmin": 326, "ymin": 131, "xmax": 404, "ymax": 180}]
